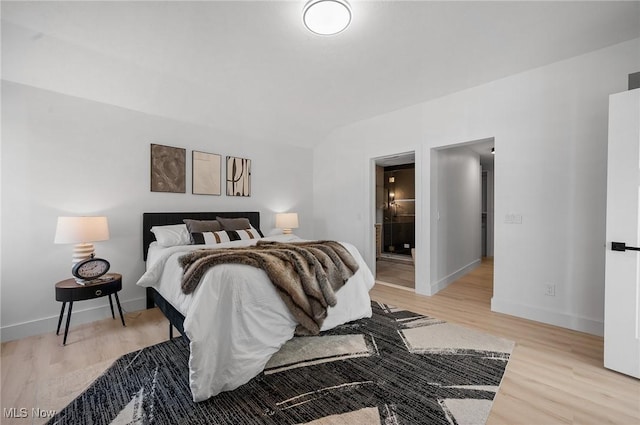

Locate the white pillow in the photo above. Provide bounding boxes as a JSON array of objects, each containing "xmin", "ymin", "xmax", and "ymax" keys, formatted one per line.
[{"xmin": 150, "ymin": 224, "xmax": 191, "ymax": 247}]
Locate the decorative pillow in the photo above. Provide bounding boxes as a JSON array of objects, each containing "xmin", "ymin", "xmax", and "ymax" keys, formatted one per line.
[
  {"xmin": 216, "ymin": 216, "xmax": 251, "ymax": 231},
  {"xmin": 150, "ymin": 224, "xmax": 191, "ymax": 247},
  {"xmin": 235, "ymin": 227, "xmax": 263, "ymax": 240},
  {"xmin": 183, "ymin": 219, "xmax": 222, "ymax": 233},
  {"xmin": 191, "ymin": 227, "xmax": 263, "ymax": 245},
  {"xmin": 191, "ymin": 230, "xmax": 237, "ymax": 245}
]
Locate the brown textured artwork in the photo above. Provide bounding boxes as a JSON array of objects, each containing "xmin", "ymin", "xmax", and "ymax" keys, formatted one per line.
[
  {"xmin": 226, "ymin": 156, "xmax": 251, "ymax": 196},
  {"xmin": 150, "ymin": 144, "xmax": 186, "ymax": 193}
]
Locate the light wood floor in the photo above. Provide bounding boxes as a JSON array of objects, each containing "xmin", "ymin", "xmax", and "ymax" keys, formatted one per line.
[
  {"xmin": 376, "ymin": 257, "xmax": 415, "ymax": 289},
  {"xmin": 2, "ymin": 258, "xmax": 639, "ymax": 424}
]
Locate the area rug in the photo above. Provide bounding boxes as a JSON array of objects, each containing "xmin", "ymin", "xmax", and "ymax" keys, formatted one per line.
[{"xmin": 47, "ymin": 301, "xmax": 514, "ymax": 425}]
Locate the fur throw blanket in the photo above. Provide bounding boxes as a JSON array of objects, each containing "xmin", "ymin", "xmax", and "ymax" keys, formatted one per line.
[{"xmin": 178, "ymin": 240, "xmax": 360, "ymax": 335}]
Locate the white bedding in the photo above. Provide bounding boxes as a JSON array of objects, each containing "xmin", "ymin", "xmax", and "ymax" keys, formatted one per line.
[{"xmin": 137, "ymin": 234, "xmax": 374, "ymax": 402}]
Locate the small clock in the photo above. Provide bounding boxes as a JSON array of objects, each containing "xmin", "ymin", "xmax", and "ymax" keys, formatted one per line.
[{"xmin": 72, "ymin": 257, "xmax": 111, "ymax": 282}]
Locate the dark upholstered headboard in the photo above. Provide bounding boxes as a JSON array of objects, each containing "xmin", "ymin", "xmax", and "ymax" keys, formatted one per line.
[{"xmin": 142, "ymin": 211, "xmax": 261, "ymax": 261}]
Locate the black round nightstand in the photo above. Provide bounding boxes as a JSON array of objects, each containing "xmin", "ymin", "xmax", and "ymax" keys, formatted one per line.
[{"xmin": 55, "ymin": 273, "xmax": 126, "ymax": 345}]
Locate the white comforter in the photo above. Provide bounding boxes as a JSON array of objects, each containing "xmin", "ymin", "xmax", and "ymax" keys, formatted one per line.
[{"xmin": 136, "ymin": 234, "xmax": 374, "ymax": 402}]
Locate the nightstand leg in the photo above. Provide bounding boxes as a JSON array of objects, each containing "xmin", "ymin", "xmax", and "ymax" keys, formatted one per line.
[
  {"xmin": 114, "ymin": 293, "xmax": 126, "ymax": 327},
  {"xmin": 56, "ymin": 302, "xmax": 66, "ymax": 335},
  {"xmin": 108, "ymin": 295, "xmax": 115, "ymax": 319},
  {"xmin": 63, "ymin": 301, "xmax": 73, "ymax": 345}
]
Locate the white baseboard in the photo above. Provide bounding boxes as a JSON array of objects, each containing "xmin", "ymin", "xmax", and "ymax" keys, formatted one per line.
[
  {"xmin": 0, "ymin": 297, "xmax": 147, "ymax": 343},
  {"xmin": 430, "ymin": 259, "xmax": 481, "ymax": 295},
  {"xmin": 491, "ymin": 297, "xmax": 604, "ymax": 336}
]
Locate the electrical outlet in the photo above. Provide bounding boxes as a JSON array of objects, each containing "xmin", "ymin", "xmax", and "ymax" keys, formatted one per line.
[
  {"xmin": 505, "ymin": 213, "xmax": 523, "ymax": 224},
  {"xmin": 544, "ymin": 284, "xmax": 556, "ymax": 296}
]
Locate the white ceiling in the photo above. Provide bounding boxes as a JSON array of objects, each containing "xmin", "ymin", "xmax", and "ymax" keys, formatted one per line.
[{"xmin": 2, "ymin": 1, "xmax": 639, "ymax": 148}]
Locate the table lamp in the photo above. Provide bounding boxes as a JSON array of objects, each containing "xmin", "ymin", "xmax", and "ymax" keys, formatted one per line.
[
  {"xmin": 275, "ymin": 213, "xmax": 299, "ymax": 234},
  {"xmin": 54, "ymin": 216, "xmax": 110, "ymax": 265}
]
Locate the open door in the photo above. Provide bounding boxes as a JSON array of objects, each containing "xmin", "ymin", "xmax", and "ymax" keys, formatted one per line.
[{"xmin": 604, "ymin": 88, "xmax": 640, "ymax": 378}]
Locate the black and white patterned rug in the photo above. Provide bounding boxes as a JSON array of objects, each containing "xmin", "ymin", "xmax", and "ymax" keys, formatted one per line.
[{"xmin": 48, "ymin": 301, "xmax": 513, "ymax": 425}]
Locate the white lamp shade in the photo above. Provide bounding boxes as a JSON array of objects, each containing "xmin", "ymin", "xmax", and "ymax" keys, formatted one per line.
[
  {"xmin": 303, "ymin": 0, "xmax": 352, "ymax": 35},
  {"xmin": 275, "ymin": 213, "xmax": 299, "ymax": 230},
  {"xmin": 54, "ymin": 216, "xmax": 110, "ymax": 244}
]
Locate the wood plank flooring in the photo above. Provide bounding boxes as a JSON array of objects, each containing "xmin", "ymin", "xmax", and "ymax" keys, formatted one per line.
[
  {"xmin": 1, "ymin": 308, "xmax": 170, "ymax": 425},
  {"xmin": 375, "ymin": 257, "xmax": 415, "ymax": 289},
  {"xmin": 371, "ymin": 258, "xmax": 640, "ymax": 425},
  {"xmin": 2, "ymin": 258, "xmax": 638, "ymax": 424}
]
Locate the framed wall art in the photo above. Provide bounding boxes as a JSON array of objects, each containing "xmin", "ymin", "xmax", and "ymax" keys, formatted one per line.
[
  {"xmin": 226, "ymin": 156, "xmax": 251, "ymax": 197},
  {"xmin": 192, "ymin": 151, "xmax": 221, "ymax": 195},
  {"xmin": 150, "ymin": 144, "xmax": 186, "ymax": 193}
]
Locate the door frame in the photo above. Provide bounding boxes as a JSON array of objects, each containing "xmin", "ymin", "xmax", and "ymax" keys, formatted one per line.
[{"xmin": 366, "ymin": 147, "xmax": 428, "ymax": 295}]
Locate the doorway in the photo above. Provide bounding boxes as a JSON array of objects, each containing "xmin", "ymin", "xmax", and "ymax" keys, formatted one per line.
[
  {"xmin": 374, "ymin": 153, "xmax": 416, "ymax": 290},
  {"xmin": 431, "ymin": 138, "xmax": 494, "ymax": 299}
]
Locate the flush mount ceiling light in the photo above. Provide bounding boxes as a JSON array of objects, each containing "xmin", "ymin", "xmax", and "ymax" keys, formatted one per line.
[{"xmin": 303, "ymin": 0, "xmax": 352, "ymax": 35}]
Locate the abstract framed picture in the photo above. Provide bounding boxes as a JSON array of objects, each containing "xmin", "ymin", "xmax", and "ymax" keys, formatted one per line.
[
  {"xmin": 192, "ymin": 151, "xmax": 221, "ymax": 195},
  {"xmin": 150, "ymin": 143, "xmax": 186, "ymax": 193},
  {"xmin": 226, "ymin": 156, "xmax": 251, "ymax": 197}
]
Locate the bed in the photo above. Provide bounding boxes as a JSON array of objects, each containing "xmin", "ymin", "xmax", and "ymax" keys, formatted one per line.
[
  {"xmin": 141, "ymin": 212, "xmax": 263, "ymax": 338},
  {"xmin": 137, "ymin": 211, "xmax": 375, "ymax": 402}
]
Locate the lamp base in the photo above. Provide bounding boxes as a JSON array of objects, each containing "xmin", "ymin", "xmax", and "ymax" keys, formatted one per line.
[
  {"xmin": 72, "ymin": 243, "xmax": 94, "ymax": 284},
  {"xmin": 72, "ymin": 243, "xmax": 95, "ymax": 264},
  {"xmin": 282, "ymin": 228, "xmax": 292, "ymax": 234}
]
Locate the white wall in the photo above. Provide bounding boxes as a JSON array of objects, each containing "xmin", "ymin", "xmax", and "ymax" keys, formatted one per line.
[
  {"xmin": 432, "ymin": 146, "xmax": 482, "ymax": 292},
  {"xmin": 1, "ymin": 81, "xmax": 314, "ymax": 342},
  {"xmin": 313, "ymin": 38, "xmax": 640, "ymax": 336}
]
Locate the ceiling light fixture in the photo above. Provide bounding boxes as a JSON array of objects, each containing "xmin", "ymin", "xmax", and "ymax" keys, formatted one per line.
[{"xmin": 303, "ymin": 0, "xmax": 352, "ymax": 36}]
